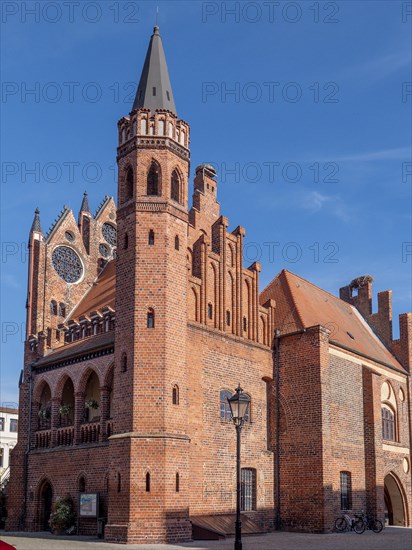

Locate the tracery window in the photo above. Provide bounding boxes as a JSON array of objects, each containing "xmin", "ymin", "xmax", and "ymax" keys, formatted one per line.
[
  {"xmin": 99, "ymin": 244, "xmax": 110, "ymax": 258},
  {"xmin": 102, "ymin": 223, "xmax": 117, "ymax": 247},
  {"xmin": 52, "ymin": 246, "xmax": 83, "ymax": 283}
]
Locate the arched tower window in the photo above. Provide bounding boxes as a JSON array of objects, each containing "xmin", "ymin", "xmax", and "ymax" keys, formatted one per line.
[
  {"xmin": 147, "ymin": 308, "xmax": 155, "ymax": 329},
  {"xmin": 171, "ymin": 169, "xmax": 180, "ymax": 203},
  {"xmin": 172, "ymin": 385, "xmax": 179, "ymax": 405},
  {"xmin": 79, "ymin": 476, "xmax": 86, "ymax": 492},
  {"xmin": 124, "ymin": 233, "xmax": 129, "ymax": 250},
  {"xmin": 175, "ymin": 235, "xmax": 180, "ymax": 250},
  {"xmin": 147, "ymin": 161, "xmax": 161, "ymax": 196},
  {"xmin": 58, "ymin": 303, "xmax": 66, "ymax": 317},
  {"xmin": 120, "ymin": 352, "xmax": 127, "ymax": 372},
  {"xmin": 208, "ymin": 303, "xmax": 213, "ymax": 320},
  {"xmin": 176, "ymin": 472, "xmax": 180, "ymax": 492},
  {"xmin": 125, "ymin": 167, "xmax": 134, "ymax": 201},
  {"xmin": 146, "ymin": 472, "xmax": 151, "ymax": 492},
  {"xmin": 148, "ymin": 230, "xmax": 155, "ymax": 245},
  {"xmin": 50, "ymin": 301, "xmax": 57, "ymax": 315}
]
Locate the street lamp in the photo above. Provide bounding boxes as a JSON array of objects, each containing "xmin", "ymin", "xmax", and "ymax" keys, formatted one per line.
[{"xmin": 228, "ymin": 385, "xmax": 251, "ymax": 550}]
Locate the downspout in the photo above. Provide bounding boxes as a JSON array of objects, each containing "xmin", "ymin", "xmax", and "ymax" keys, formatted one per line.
[
  {"xmin": 274, "ymin": 329, "xmax": 281, "ymax": 530},
  {"xmin": 21, "ymin": 362, "xmax": 34, "ymax": 529}
]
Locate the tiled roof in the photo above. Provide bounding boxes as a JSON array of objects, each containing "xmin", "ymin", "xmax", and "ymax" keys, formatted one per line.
[
  {"xmin": 262, "ymin": 269, "xmax": 405, "ymax": 373},
  {"xmin": 68, "ymin": 260, "xmax": 116, "ymax": 321},
  {"xmin": 34, "ymin": 332, "xmax": 114, "ymax": 368}
]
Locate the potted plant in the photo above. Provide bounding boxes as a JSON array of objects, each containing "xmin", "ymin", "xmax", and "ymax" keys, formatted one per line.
[
  {"xmin": 59, "ymin": 404, "xmax": 72, "ymax": 416},
  {"xmin": 38, "ymin": 406, "xmax": 51, "ymax": 420},
  {"xmin": 85, "ymin": 399, "xmax": 99, "ymax": 410},
  {"xmin": 49, "ymin": 495, "xmax": 75, "ymax": 535}
]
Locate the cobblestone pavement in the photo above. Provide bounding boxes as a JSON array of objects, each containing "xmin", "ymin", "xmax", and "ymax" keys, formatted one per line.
[{"xmin": 1, "ymin": 528, "xmax": 412, "ymax": 550}]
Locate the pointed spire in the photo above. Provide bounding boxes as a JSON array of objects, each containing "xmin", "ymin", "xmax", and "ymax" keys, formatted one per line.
[
  {"xmin": 132, "ymin": 26, "xmax": 177, "ymax": 115},
  {"xmin": 80, "ymin": 191, "xmax": 90, "ymax": 214},
  {"xmin": 30, "ymin": 208, "xmax": 43, "ymax": 234}
]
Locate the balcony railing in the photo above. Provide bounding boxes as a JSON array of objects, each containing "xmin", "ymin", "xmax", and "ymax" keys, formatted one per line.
[
  {"xmin": 35, "ymin": 430, "xmax": 51, "ymax": 449},
  {"xmin": 56, "ymin": 426, "xmax": 74, "ymax": 446},
  {"xmin": 80, "ymin": 421, "xmax": 100, "ymax": 444}
]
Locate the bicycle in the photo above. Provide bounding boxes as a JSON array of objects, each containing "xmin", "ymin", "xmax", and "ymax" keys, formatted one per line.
[
  {"xmin": 355, "ymin": 511, "xmax": 384, "ymax": 533},
  {"xmin": 334, "ymin": 513, "xmax": 365, "ymax": 534}
]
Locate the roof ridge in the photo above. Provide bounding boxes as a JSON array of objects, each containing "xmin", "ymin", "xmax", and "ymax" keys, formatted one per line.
[
  {"xmin": 282, "ymin": 269, "xmax": 346, "ymax": 304},
  {"xmin": 94, "ymin": 195, "xmax": 112, "ymax": 219},
  {"xmin": 280, "ymin": 270, "xmax": 305, "ymax": 329},
  {"xmin": 45, "ymin": 205, "xmax": 71, "ymax": 241}
]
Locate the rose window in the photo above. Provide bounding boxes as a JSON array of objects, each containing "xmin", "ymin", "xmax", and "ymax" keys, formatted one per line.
[{"xmin": 52, "ymin": 246, "xmax": 83, "ymax": 283}]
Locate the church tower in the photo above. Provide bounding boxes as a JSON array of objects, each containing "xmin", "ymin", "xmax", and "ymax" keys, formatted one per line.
[{"xmin": 106, "ymin": 26, "xmax": 191, "ymax": 543}]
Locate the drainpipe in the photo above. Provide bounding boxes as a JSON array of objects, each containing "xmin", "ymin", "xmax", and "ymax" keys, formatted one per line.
[
  {"xmin": 20, "ymin": 362, "xmax": 34, "ymax": 529},
  {"xmin": 274, "ymin": 329, "xmax": 281, "ymax": 530}
]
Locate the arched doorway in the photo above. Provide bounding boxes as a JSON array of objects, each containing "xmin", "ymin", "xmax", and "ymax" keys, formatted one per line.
[
  {"xmin": 384, "ymin": 474, "xmax": 405, "ymax": 526},
  {"xmin": 38, "ymin": 480, "xmax": 53, "ymax": 530}
]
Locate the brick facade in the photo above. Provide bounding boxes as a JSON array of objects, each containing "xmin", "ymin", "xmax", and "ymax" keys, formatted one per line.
[{"xmin": 6, "ymin": 25, "xmax": 412, "ymax": 544}]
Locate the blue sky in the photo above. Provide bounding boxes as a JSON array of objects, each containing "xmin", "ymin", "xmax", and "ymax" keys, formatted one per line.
[{"xmin": 1, "ymin": 0, "xmax": 411, "ymax": 404}]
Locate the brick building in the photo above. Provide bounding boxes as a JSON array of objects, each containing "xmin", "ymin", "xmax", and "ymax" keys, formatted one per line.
[{"xmin": 6, "ymin": 26, "xmax": 412, "ymax": 543}]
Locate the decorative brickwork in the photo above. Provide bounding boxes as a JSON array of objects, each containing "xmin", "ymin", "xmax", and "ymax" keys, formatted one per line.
[{"xmin": 6, "ymin": 25, "xmax": 411, "ymax": 544}]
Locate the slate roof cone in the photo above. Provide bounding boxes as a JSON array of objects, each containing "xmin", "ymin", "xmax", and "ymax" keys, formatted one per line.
[
  {"xmin": 80, "ymin": 191, "xmax": 90, "ymax": 214},
  {"xmin": 132, "ymin": 26, "xmax": 177, "ymax": 115},
  {"xmin": 30, "ymin": 208, "xmax": 43, "ymax": 234}
]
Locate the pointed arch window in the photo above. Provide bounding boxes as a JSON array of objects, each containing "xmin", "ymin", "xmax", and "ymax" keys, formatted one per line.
[
  {"xmin": 125, "ymin": 167, "xmax": 134, "ymax": 201},
  {"xmin": 79, "ymin": 476, "xmax": 86, "ymax": 492},
  {"xmin": 171, "ymin": 169, "xmax": 181, "ymax": 203},
  {"xmin": 226, "ymin": 310, "xmax": 231, "ymax": 327},
  {"xmin": 120, "ymin": 352, "xmax": 128, "ymax": 372},
  {"xmin": 172, "ymin": 385, "xmax": 179, "ymax": 405},
  {"xmin": 147, "ymin": 162, "xmax": 161, "ymax": 196},
  {"xmin": 147, "ymin": 308, "xmax": 155, "ymax": 329},
  {"xmin": 148, "ymin": 230, "xmax": 155, "ymax": 246},
  {"xmin": 50, "ymin": 301, "xmax": 57, "ymax": 315},
  {"xmin": 58, "ymin": 303, "xmax": 66, "ymax": 317}
]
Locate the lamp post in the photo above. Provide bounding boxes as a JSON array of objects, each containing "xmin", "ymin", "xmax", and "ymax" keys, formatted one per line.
[{"xmin": 228, "ymin": 385, "xmax": 251, "ymax": 550}]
